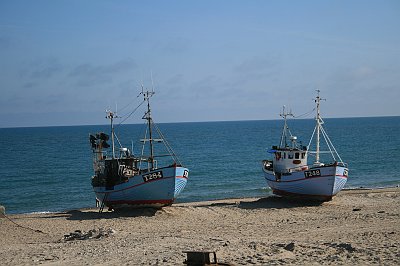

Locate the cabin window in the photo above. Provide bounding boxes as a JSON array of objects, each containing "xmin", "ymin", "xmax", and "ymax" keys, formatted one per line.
[
  {"xmin": 295, "ymin": 153, "xmax": 300, "ymax": 159},
  {"xmin": 283, "ymin": 152, "xmax": 286, "ymax": 159},
  {"xmin": 301, "ymin": 153, "xmax": 305, "ymax": 159},
  {"xmin": 288, "ymin": 153, "xmax": 293, "ymax": 159}
]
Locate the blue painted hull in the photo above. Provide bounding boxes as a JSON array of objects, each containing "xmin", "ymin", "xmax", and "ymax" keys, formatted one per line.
[
  {"xmin": 263, "ymin": 164, "xmax": 347, "ymax": 200},
  {"xmin": 93, "ymin": 166, "xmax": 188, "ymax": 208}
]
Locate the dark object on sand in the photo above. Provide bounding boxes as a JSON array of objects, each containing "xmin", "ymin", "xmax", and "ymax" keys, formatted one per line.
[
  {"xmin": 284, "ymin": 242, "xmax": 295, "ymax": 251},
  {"xmin": 183, "ymin": 251, "xmax": 216, "ymax": 265},
  {"xmin": 64, "ymin": 228, "xmax": 115, "ymax": 241},
  {"xmin": 183, "ymin": 251, "xmax": 232, "ymax": 265}
]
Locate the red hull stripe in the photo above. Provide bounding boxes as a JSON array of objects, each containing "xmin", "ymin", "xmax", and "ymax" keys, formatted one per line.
[
  {"xmin": 106, "ymin": 199, "xmax": 174, "ymax": 206},
  {"xmin": 267, "ymin": 174, "xmax": 347, "ymax": 183},
  {"xmin": 95, "ymin": 175, "xmax": 187, "ymax": 194}
]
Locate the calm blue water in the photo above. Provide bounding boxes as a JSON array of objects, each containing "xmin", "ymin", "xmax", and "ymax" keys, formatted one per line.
[{"xmin": 0, "ymin": 117, "xmax": 399, "ymax": 214}]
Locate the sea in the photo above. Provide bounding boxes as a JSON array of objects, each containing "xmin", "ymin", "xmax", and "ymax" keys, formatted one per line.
[{"xmin": 0, "ymin": 116, "xmax": 399, "ymax": 214}]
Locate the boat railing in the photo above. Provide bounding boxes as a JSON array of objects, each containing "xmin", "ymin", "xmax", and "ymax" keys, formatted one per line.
[
  {"xmin": 336, "ymin": 161, "xmax": 348, "ymax": 168},
  {"xmin": 137, "ymin": 157, "xmax": 158, "ymax": 171},
  {"xmin": 306, "ymin": 161, "xmax": 347, "ymax": 169},
  {"xmin": 283, "ymin": 161, "xmax": 347, "ymax": 174},
  {"xmin": 285, "ymin": 165, "xmax": 309, "ymax": 173}
]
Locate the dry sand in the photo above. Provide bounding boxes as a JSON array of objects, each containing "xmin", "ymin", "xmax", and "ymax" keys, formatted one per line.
[{"xmin": 1, "ymin": 187, "xmax": 399, "ymax": 265}]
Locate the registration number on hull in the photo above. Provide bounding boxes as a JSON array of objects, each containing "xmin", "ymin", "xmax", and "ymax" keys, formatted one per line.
[
  {"xmin": 304, "ymin": 169, "xmax": 321, "ymax": 178},
  {"xmin": 143, "ymin": 171, "xmax": 163, "ymax": 182}
]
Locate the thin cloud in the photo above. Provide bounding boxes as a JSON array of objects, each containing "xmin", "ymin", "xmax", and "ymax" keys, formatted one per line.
[
  {"xmin": 233, "ymin": 56, "xmax": 278, "ymax": 74},
  {"xmin": 69, "ymin": 58, "xmax": 136, "ymax": 77},
  {"xmin": 68, "ymin": 58, "xmax": 137, "ymax": 87},
  {"xmin": 17, "ymin": 57, "xmax": 65, "ymax": 80},
  {"xmin": 31, "ymin": 61, "xmax": 64, "ymax": 79}
]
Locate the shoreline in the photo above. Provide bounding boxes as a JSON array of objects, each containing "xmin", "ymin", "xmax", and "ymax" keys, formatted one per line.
[
  {"xmin": 1, "ymin": 187, "xmax": 399, "ymax": 265},
  {"xmin": 3, "ymin": 185, "xmax": 400, "ymax": 216}
]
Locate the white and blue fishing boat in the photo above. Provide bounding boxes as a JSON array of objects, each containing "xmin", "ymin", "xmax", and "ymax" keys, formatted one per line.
[
  {"xmin": 262, "ymin": 91, "xmax": 348, "ymax": 201},
  {"xmin": 89, "ymin": 89, "xmax": 188, "ymax": 211}
]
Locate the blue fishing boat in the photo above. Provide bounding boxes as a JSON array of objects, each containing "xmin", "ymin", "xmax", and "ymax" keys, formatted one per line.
[
  {"xmin": 262, "ymin": 91, "xmax": 348, "ymax": 201},
  {"xmin": 89, "ymin": 89, "xmax": 188, "ymax": 211}
]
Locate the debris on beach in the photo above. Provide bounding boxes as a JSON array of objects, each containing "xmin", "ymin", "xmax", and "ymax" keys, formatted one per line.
[
  {"xmin": 183, "ymin": 251, "xmax": 232, "ymax": 265},
  {"xmin": 324, "ymin": 242, "xmax": 356, "ymax": 253},
  {"xmin": 0, "ymin": 205, "xmax": 5, "ymax": 217},
  {"xmin": 283, "ymin": 242, "xmax": 295, "ymax": 252},
  {"xmin": 63, "ymin": 228, "xmax": 115, "ymax": 241},
  {"xmin": 274, "ymin": 242, "xmax": 296, "ymax": 252}
]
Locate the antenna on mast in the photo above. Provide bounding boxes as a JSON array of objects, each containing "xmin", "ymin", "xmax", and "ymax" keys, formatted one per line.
[
  {"xmin": 151, "ymin": 71, "xmax": 155, "ymax": 93},
  {"xmin": 279, "ymin": 105, "xmax": 294, "ymax": 148}
]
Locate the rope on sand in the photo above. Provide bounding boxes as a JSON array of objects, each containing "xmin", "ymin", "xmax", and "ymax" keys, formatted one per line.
[{"xmin": 2, "ymin": 213, "xmax": 48, "ymax": 234}]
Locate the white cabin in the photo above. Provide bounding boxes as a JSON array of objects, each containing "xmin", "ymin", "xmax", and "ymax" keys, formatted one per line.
[{"xmin": 272, "ymin": 147, "xmax": 308, "ymax": 173}]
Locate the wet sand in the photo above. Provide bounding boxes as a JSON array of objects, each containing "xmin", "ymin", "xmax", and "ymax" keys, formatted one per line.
[{"xmin": 1, "ymin": 187, "xmax": 399, "ymax": 265}]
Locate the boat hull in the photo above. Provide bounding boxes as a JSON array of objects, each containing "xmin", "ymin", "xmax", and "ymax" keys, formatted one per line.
[
  {"xmin": 263, "ymin": 164, "xmax": 347, "ymax": 201},
  {"xmin": 93, "ymin": 165, "xmax": 188, "ymax": 209}
]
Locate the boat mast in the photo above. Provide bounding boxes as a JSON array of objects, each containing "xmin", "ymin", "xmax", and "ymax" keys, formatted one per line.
[
  {"xmin": 314, "ymin": 90, "xmax": 324, "ymax": 164},
  {"xmin": 141, "ymin": 89, "xmax": 155, "ymax": 169},
  {"xmin": 106, "ymin": 110, "xmax": 117, "ymax": 159},
  {"xmin": 279, "ymin": 105, "xmax": 294, "ymax": 148}
]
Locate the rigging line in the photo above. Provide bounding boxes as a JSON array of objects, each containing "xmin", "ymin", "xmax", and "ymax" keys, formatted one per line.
[
  {"xmin": 162, "ymin": 131, "xmax": 181, "ymax": 164},
  {"xmin": 320, "ymin": 126, "xmax": 343, "ymax": 163},
  {"xmin": 113, "ymin": 132, "xmax": 123, "ymax": 149},
  {"xmin": 117, "ymin": 100, "xmax": 145, "ymax": 126},
  {"xmin": 287, "ymin": 125, "xmax": 294, "ymax": 139},
  {"xmin": 294, "ymin": 108, "xmax": 316, "ymax": 119},
  {"xmin": 155, "ymin": 125, "xmax": 177, "ymax": 160},
  {"xmin": 320, "ymin": 126, "xmax": 336, "ymax": 161},
  {"xmin": 320, "ymin": 126, "xmax": 334, "ymax": 151},
  {"xmin": 307, "ymin": 124, "xmax": 317, "ymax": 155},
  {"xmin": 152, "ymin": 121, "xmax": 182, "ymax": 165},
  {"xmin": 280, "ymin": 125, "xmax": 294, "ymax": 147},
  {"xmin": 155, "ymin": 122, "xmax": 182, "ymax": 165},
  {"xmin": 117, "ymin": 93, "xmax": 142, "ymax": 114}
]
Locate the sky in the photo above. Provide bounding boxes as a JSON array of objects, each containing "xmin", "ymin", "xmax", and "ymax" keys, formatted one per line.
[{"xmin": 0, "ymin": 0, "xmax": 399, "ymax": 128}]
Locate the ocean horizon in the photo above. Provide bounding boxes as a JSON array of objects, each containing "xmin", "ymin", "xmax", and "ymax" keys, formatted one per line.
[
  {"xmin": 1, "ymin": 116, "xmax": 399, "ymax": 214},
  {"xmin": 1, "ymin": 114, "xmax": 399, "ymax": 129}
]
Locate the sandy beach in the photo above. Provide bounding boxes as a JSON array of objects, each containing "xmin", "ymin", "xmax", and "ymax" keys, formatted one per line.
[{"xmin": 1, "ymin": 187, "xmax": 399, "ymax": 265}]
